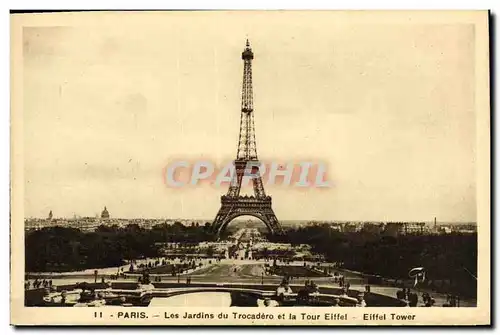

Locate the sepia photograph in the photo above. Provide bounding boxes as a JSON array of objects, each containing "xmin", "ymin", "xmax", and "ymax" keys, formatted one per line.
[{"xmin": 10, "ymin": 10, "xmax": 490, "ymax": 325}]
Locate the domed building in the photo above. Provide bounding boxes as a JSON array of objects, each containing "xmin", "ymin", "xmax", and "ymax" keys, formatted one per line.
[{"xmin": 101, "ymin": 206, "xmax": 110, "ymax": 219}]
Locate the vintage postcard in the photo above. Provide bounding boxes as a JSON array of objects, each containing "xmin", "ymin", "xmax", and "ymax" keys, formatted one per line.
[{"xmin": 10, "ymin": 10, "xmax": 490, "ymax": 326}]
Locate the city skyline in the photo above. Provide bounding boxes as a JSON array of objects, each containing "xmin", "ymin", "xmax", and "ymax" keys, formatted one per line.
[
  {"xmin": 25, "ymin": 209, "xmax": 476, "ymax": 225},
  {"xmin": 23, "ymin": 12, "xmax": 476, "ymax": 222}
]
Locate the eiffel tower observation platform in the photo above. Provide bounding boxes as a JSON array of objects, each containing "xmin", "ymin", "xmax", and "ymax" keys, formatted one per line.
[{"xmin": 220, "ymin": 195, "xmax": 272, "ymax": 205}]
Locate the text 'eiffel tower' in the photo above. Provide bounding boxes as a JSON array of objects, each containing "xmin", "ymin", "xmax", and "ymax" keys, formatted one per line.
[{"xmin": 211, "ymin": 40, "xmax": 284, "ymax": 238}]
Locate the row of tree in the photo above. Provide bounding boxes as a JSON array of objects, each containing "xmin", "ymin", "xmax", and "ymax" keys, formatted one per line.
[
  {"xmin": 267, "ymin": 225, "xmax": 477, "ymax": 297},
  {"xmin": 25, "ymin": 223, "xmax": 213, "ymax": 272}
]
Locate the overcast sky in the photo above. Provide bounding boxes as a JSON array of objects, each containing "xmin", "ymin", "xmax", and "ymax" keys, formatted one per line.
[{"xmin": 22, "ymin": 12, "xmax": 477, "ymax": 222}]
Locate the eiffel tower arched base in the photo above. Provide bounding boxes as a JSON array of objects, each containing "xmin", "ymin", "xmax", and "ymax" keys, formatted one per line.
[{"xmin": 211, "ymin": 195, "xmax": 284, "ymax": 239}]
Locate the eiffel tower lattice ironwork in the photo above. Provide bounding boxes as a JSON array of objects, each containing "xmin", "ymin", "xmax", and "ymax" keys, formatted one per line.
[{"xmin": 211, "ymin": 40, "xmax": 284, "ymax": 238}]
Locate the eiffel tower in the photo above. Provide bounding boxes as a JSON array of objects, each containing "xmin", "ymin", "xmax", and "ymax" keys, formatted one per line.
[{"xmin": 211, "ymin": 40, "xmax": 284, "ymax": 239}]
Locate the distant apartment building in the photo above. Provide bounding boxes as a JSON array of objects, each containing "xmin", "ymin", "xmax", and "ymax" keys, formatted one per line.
[
  {"xmin": 24, "ymin": 219, "xmax": 47, "ymax": 231},
  {"xmin": 70, "ymin": 217, "xmax": 102, "ymax": 232},
  {"xmin": 454, "ymin": 224, "xmax": 477, "ymax": 234},
  {"xmin": 384, "ymin": 222, "xmax": 426, "ymax": 236},
  {"xmin": 329, "ymin": 224, "xmax": 342, "ymax": 232},
  {"xmin": 361, "ymin": 222, "xmax": 385, "ymax": 234},
  {"xmin": 438, "ymin": 225, "xmax": 453, "ymax": 234},
  {"xmin": 342, "ymin": 222, "xmax": 361, "ymax": 233},
  {"xmin": 436, "ymin": 224, "xmax": 476, "ymax": 234}
]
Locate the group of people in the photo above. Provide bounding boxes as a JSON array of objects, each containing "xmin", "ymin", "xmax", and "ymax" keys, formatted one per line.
[
  {"xmin": 272, "ymin": 277, "xmax": 368, "ymax": 307},
  {"xmin": 332, "ymin": 272, "xmax": 346, "ymax": 285},
  {"xmin": 422, "ymin": 292, "xmax": 436, "ymax": 307},
  {"xmin": 42, "ymin": 284, "xmax": 134, "ymax": 307},
  {"xmin": 296, "ymin": 280, "xmax": 321, "ymax": 304},
  {"xmin": 443, "ymin": 294, "xmax": 460, "ymax": 307},
  {"xmin": 136, "ymin": 273, "xmax": 194, "ymax": 285},
  {"xmin": 397, "ymin": 288, "xmax": 441, "ymax": 307},
  {"xmin": 337, "ymin": 278, "xmax": 351, "ymax": 298},
  {"xmin": 396, "ymin": 288, "xmax": 419, "ymax": 306},
  {"xmin": 336, "ymin": 276, "xmax": 349, "ymax": 290},
  {"xmin": 274, "ymin": 278, "xmax": 324, "ymax": 305},
  {"xmin": 25, "ymin": 278, "xmax": 52, "ymax": 290},
  {"xmin": 275, "ymin": 277, "xmax": 294, "ymax": 300},
  {"xmin": 108, "ymin": 267, "xmax": 126, "ymax": 280}
]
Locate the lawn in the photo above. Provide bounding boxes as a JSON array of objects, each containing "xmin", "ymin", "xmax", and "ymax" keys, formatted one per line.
[{"xmin": 269, "ymin": 266, "xmax": 327, "ymax": 278}]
